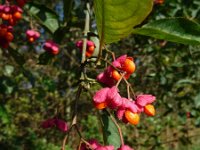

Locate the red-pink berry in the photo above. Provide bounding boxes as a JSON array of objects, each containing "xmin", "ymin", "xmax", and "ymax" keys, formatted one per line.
[
  {"xmin": 43, "ymin": 40, "xmax": 59, "ymax": 55},
  {"xmin": 55, "ymin": 119, "xmax": 68, "ymax": 132},
  {"xmin": 26, "ymin": 29, "xmax": 40, "ymax": 42}
]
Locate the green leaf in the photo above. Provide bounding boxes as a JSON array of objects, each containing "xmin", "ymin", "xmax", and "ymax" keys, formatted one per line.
[
  {"xmin": 194, "ymin": 93, "xmax": 200, "ymax": 108},
  {"xmin": 133, "ymin": 18, "xmax": 200, "ymax": 45},
  {"xmin": 25, "ymin": 2, "xmax": 60, "ymax": 34},
  {"xmin": 0, "ymin": 106, "xmax": 10, "ymax": 124},
  {"xmin": 4, "ymin": 65, "xmax": 14, "ymax": 77},
  {"xmin": 94, "ymin": 0, "xmax": 153, "ymax": 44},
  {"xmin": 101, "ymin": 111, "xmax": 121, "ymax": 149}
]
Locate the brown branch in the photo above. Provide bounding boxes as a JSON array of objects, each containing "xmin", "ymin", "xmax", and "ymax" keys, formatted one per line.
[
  {"xmin": 61, "ymin": 84, "xmax": 82, "ymax": 150},
  {"xmin": 123, "ymin": 77, "xmax": 136, "ymax": 99}
]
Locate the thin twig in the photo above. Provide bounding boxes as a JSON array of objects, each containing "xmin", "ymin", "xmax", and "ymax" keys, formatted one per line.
[
  {"xmin": 103, "ymin": 45, "xmax": 116, "ymax": 60},
  {"xmin": 75, "ymin": 124, "xmax": 82, "ymax": 138},
  {"xmin": 63, "ymin": 50, "xmax": 80, "ymax": 66},
  {"xmin": 78, "ymin": 140, "xmax": 82, "ymax": 150},
  {"xmin": 116, "ymin": 72, "xmax": 126, "ymax": 87},
  {"xmin": 100, "ymin": 58, "xmax": 121, "ymax": 72},
  {"xmin": 62, "ymin": 85, "xmax": 82, "ymax": 150},
  {"xmin": 61, "ymin": 125, "xmax": 74, "ymax": 150},
  {"xmin": 127, "ymin": 84, "xmax": 130, "ymax": 99},
  {"xmin": 107, "ymin": 110, "xmax": 124, "ymax": 146},
  {"xmin": 123, "ymin": 77, "xmax": 136, "ymax": 99}
]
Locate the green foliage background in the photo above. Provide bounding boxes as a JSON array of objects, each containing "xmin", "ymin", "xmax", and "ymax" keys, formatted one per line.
[{"xmin": 0, "ymin": 0, "xmax": 200, "ymax": 150}]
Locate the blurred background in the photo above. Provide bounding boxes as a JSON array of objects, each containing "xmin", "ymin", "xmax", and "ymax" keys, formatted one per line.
[{"xmin": 0, "ymin": 0, "xmax": 200, "ymax": 149}]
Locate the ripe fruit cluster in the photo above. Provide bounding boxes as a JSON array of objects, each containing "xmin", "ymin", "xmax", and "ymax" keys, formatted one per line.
[
  {"xmin": 97, "ymin": 55, "xmax": 136, "ymax": 86},
  {"xmin": 0, "ymin": 4, "xmax": 23, "ymax": 26},
  {"xmin": 43, "ymin": 40, "xmax": 59, "ymax": 55},
  {"xmin": 93, "ymin": 86, "xmax": 156, "ymax": 125},
  {"xmin": 93, "ymin": 55, "xmax": 156, "ymax": 125},
  {"xmin": 0, "ymin": 25, "xmax": 14, "ymax": 48},
  {"xmin": 26, "ymin": 29, "xmax": 40, "ymax": 43},
  {"xmin": 41, "ymin": 118, "xmax": 68, "ymax": 132},
  {"xmin": 76, "ymin": 40, "xmax": 95, "ymax": 57},
  {"xmin": 80, "ymin": 139, "xmax": 133, "ymax": 150},
  {"xmin": 0, "ymin": 0, "xmax": 26, "ymax": 48}
]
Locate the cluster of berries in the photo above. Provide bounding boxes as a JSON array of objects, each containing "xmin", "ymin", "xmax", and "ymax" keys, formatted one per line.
[
  {"xmin": 97, "ymin": 55, "xmax": 135, "ymax": 86},
  {"xmin": 93, "ymin": 55, "xmax": 156, "ymax": 125},
  {"xmin": 43, "ymin": 40, "xmax": 59, "ymax": 55},
  {"xmin": 0, "ymin": 24, "xmax": 13, "ymax": 48},
  {"xmin": 26, "ymin": 30, "xmax": 60, "ymax": 55},
  {"xmin": 76, "ymin": 40, "xmax": 95, "ymax": 57},
  {"xmin": 41, "ymin": 118, "xmax": 68, "ymax": 132},
  {"xmin": 26, "ymin": 29, "xmax": 40, "ymax": 43},
  {"xmin": 93, "ymin": 86, "xmax": 156, "ymax": 125},
  {"xmin": 0, "ymin": 1, "xmax": 60, "ymax": 55},
  {"xmin": 81, "ymin": 139, "xmax": 133, "ymax": 150},
  {"xmin": 0, "ymin": 4, "xmax": 22, "ymax": 25},
  {"xmin": 0, "ymin": 0, "xmax": 26, "ymax": 48}
]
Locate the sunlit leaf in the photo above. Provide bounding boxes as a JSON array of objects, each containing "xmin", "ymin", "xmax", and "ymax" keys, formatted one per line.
[
  {"xmin": 94, "ymin": 0, "xmax": 153, "ymax": 44},
  {"xmin": 133, "ymin": 18, "xmax": 200, "ymax": 45}
]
